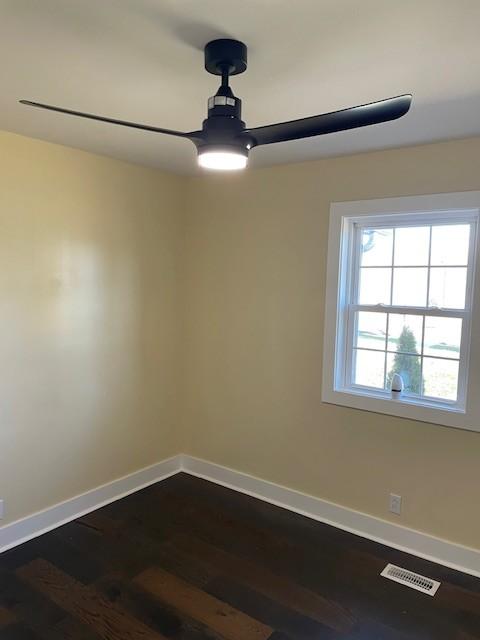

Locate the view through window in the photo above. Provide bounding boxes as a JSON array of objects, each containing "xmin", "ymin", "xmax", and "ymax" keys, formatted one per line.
[{"xmin": 349, "ymin": 222, "xmax": 472, "ymax": 404}]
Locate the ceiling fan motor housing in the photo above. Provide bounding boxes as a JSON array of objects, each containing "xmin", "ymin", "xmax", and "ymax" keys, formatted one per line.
[
  {"xmin": 198, "ymin": 39, "xmax": 253, "ymax": 157},
  {"xmin": 197, "ymin": 113, "xmax": 252, "ymax": 158},
  {"xmin": 207, "ymin": 93, "xmax": 242, "ymax": 119}
]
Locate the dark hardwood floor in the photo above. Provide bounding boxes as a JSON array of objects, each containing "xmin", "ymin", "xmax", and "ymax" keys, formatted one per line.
[{"xmin": 0, "ymin": 473, "xmax": 479, "ymax": 639}]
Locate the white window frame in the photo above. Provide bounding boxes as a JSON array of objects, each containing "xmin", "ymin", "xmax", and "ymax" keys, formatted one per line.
[{"xmin": 322, "ymin": 191, "xmax": 480, "ymax": 432}]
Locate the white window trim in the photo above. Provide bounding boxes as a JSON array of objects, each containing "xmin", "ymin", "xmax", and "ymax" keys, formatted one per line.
[{"xmin": 322, "ymin": 191, "xmax": 480, "ymax": 432}]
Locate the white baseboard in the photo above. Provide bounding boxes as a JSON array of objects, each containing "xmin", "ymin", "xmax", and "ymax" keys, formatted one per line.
[
  {"xmin": 180, "ymin": 455, "xmax": 480, "ymax": 579},
  {"xmin": 2, "ymin": 452, "xmax": 479, "ymax": 579},
  {"xmin": 0, "ymin": 455, "xmax": 182, "ymax": 553}
]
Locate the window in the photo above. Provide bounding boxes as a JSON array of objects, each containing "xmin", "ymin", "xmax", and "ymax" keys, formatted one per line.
[{"xmin": 322, "ymin": 192, "xmax": 480, "ymax": 432}]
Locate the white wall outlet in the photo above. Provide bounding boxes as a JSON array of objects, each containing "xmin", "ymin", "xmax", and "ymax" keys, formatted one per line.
[
  {"xmin": 389, "ymin": 493, "xmax": 402, "ymax": 515},
  {"xmin": 0, "ymin": 499, "xmax": 3, "ymax": 519}
]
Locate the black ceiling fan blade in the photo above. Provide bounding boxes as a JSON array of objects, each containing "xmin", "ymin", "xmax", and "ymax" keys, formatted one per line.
[
  {"xmin": 19, "ymin": 100, "xmax": 197, "ymax": 139},
  {"xmin": 245, "ymin": 95, "xmax": 412, "ymax": 147}
]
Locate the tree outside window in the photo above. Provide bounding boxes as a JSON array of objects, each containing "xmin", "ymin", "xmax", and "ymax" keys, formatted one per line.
[{"xmin": 386, "ymin": 326, "xmax": 423, "ymax": 394}]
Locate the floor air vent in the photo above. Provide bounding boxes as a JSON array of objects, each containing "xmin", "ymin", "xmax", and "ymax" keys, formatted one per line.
[{"xmin": 380, "ymin": 563, "xmax": 441, "ymax": 596}]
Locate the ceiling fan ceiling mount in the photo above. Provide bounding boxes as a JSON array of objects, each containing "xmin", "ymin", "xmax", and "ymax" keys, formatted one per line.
[
  {"xmin": 20, "ymin": 37, "xmax": 412, "ymax": 171},
  {"xmin": 204, "ymin": 38, "xmax": 248, "ymax": 77}
]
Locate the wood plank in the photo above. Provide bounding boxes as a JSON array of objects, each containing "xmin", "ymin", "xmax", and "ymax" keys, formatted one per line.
[
  {"xmin": 0, "ymin": 570, "xmax": 66, "ymax": 629},
  {"xmin": 17, "ymin": 559, "xmax": 167, "ymax": 640},
  {"xmin": 206, "ymin": 575, "xmax": 338, "ymax": 640},
  {"xmin": 170, "ymin": 533, "xmax": 355, "ymax": 633},
  {"xmin": 0, "ymin": 606, "xmax": 15, "ymax": 627},
  {"xmin": 63, "ymin": 515, "xmax": 162, "ymax": 580},
  {"xmin": 95, "ymin": 574, "xmax": 225, "ymax": 640},
  {"xmin": 437, "ymin": 581, "xmax": 480, "ymax": 617},
  {"xmin": 134, "ymin": 566, "xmax": 273, "ymax": 640},
  {"xmin": 0, "ymin": 623, "xmax": 43, "ymax": 639},
  {"xmin": 456, "ymin": 632, "xmax": 480, "ymax": 640},
  {"xmin": 38, "ymin": 616, "xmax": 103, "ymax": 640}
]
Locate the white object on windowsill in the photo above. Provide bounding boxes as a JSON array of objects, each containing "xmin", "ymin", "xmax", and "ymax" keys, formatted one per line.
[{"xmin": 391, "ymin": 373, "xmax": 404, "ymax": 400}]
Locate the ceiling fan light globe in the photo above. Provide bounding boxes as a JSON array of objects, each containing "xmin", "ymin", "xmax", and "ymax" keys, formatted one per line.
[{"xmin": 197, "ymin": 149, "xmax": 248, "ymax": 171}]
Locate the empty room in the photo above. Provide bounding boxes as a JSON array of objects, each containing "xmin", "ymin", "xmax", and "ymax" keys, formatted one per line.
[{"xmin": 0, "ymin": 1, "xmax": 479, "ymax": 638}]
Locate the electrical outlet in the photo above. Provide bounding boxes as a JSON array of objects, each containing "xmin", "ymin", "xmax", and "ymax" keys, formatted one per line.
[
  {"xmin": 389, "ymin": 493, "xmax": 402, "ymax": 515},
  {"xmin": 0, "ymin": 499, "xmax": 3, "ymax": 519}
]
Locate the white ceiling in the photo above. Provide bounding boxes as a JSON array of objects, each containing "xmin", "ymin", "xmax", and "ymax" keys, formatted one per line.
[{"xmin": 1, "ymin": 0, "xmax": 480, "ymax": 174}]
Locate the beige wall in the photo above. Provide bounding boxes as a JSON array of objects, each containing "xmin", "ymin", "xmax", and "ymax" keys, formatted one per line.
[
  {"xmin": 181, "ymin": 137, "xmax": 480, "ymax": 550},
  {"xmin": 0, "ymin": 131, "xmax": 183, "ymax": 525}
]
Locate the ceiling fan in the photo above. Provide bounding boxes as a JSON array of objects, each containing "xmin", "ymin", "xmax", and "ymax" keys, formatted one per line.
[{"xmin": 20, "ymin": 39, "xmax": 412, "ymax": 171}]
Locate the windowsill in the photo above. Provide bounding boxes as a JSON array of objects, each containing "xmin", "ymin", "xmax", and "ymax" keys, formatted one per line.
[
  {"xmin": 344, "ymin": 385, "xmax": 464, "ymax": 413},
  {"xmin": 321, "ymin": 387, "xmax": 478, "ymax": 432}
]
